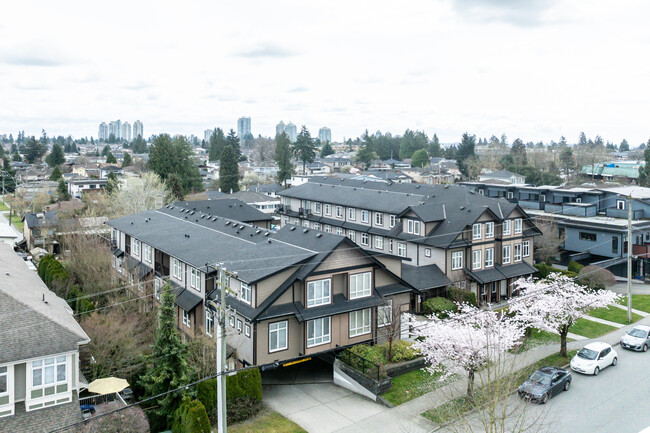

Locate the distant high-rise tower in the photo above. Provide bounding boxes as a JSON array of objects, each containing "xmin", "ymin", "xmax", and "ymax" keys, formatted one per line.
[
  {"xmin": 113, "ymin": 120, "xmax": 122, "ymax": 140},
  {"xmin": 122, "ymin": 122, "xmax": 132, "ymax": 142},
  {"xmin": 285, "ymin": 122, "xmax": 297, "ymax": 143},
  {"xmin": 98, "ymin": 122, "xmax": 108, "ymax": 141},
  {"xmin": 237, "ymin": 117, "xmax": 251, "ymax": 143},
  {"xmin": 275, "ymin": 121, "xmax": 286, "ymax": 137},
  {"xmin": 204, "ymin": 129, "xmax": 213, "ymax": 143},
  {"xmin": 133, "ymin": 120, "xmax": 144, "ymax": 139},
  {"xmin": 318, "ymin": 127, "xmax": 332, "ymax": 143}
]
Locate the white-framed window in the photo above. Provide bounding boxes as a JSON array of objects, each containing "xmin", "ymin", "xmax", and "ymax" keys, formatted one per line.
[
  {"xmin": 407, "ymin": 219, "xmax": 421, "ymax": 234},
  {"xmin": 307, "ymin": 278, "xmax": 331, "ymax": 307},
  {"xmin": 245, "ymin": 324, "xmax": 251, "ymax": 337},
  {"xmin": 237, "ymin": 319, "xmax": 243, "ymax": 332},
  {"xmin": 503, "ymin": 220, "xmax": 511, "ymax": 236},
  {"xmin": 182, "ymin": 309, "xmax": 191, "ymax": 327},
  {"xmin": 397, "ymin": 242, "xmax": 406, "ymax": 257},
  {"xmin": 325, "ymin": 225, "xmax": 332, "ymax": 233},
  {"xmin": 336, "ymin": 206, "xmax": 343, "ymax": 218},
  {"xmin": 283, "ymin": 216, "xmax": 290, "ymax": 225},
  {"xmin": 0, "ymin": 365, "xmax": 7, "ymax": 397},
  {"xmin": 314, "ymin": 202, "xmax": 322, "ymax": 214},
  {"xmin": 190, "ymin": 267, "xmax": 200, "ymax": 290},
  {"xmin": 229, "ymin": 315, "xmax": 235, "ymax": 327},
  {"xmin": 348, "ymin": 208, "xmax": 356, "ymax": 220},
  {"xmin": 294, "ymin": 218, "xmax": 300, "ymax": 225},
  {"xmin": 117, "ymin": 256, "xmax": 123, "ymax": 274},
  {"xmin": 617, "ymin": 199, "xmax": 625, "ymax": 210},
  {"xmin": 374, "ymin": 235, "xmax": 384, "ymax": 249},
  {"xmin": 576, "ymin": 197, "xmax": 582, "ymax": 203},
  {"xmin": 303, "ymin": 220, "xmax": 310, "ymax": 228},
  {"xmin": 31, "ymin": 356, "xmax": 67, "ymax": 394},
  {"xmin": 514, "ymin": 243, "xmax": 522, "ymax": 262},
  {"xmin": 304, "ymin": 200, "xmax": 311, "ymax": 212},
  {"xmin": 307, "ymin": 317, "xmax": 331, "ymax": 347},
  {"xmin": 485, "ymin": 248, "xmax": 494, "ymax": 268},
  {"xmin": 144, "ymin": 244, "xmax": 152, "ymax": 263},
  {"xmin": 425, "ymin": 248, "xmax": 431, "ymax": 258},
  {"xmin": 349, "ymin": 230, "xmax": 356, "ymax": 242},
  {"xmin": 172, "ymin": 258, "xmax": 182, "ymax": 280},
  {"xmin": 375, "ymin": 213, "xmax": 383, "ymax": 226},
  {"xmin": 324, "ymin": 204, "xmax": 331, "ymax": 216},
  {"xmin": 206, "ymin": 310, "xmax": 214, "ymax": 336},
  {"xmin": 541, "ymin": 194, "xmax": 546, "ymax": 202},
  {"xmin": 111, "ymin": 228, "xmax": 117, "ymax": 244},
  {"xmin": 378, "ymin": 300, "xmax": 392, "ymax": 327},
  {"xmin": 523, "ymin": 240, "xmax": 530, "ymax": 257},
  {"xmin": 389, "ymin": 215, "xmax": 396, "ymax": 228},
  {"xmin": 514, "ymin": 218, "xmax": 522, "ymax": 234},
  {"xmin": 241, "ymin": 282, "xmax": 252, "ymax": 305},
  {"xmin": 472, "ymin": 250, "xmax": 482, "ymax": 270},
  {"xmin": 389, "ymin": 239, "xmax": 393, "ymax": 253},
  {"xmin": 360, "ymin": 233, "xmax": 369, "ymax": 246},
  {"xmin": 485, "ymin": 222, "xmax": 494, "ymax": 238},
  {"xmin": 132, "ymin": 238, "xmax": 140, "ymax": 256},
  {"xmin": 507, "ymin": 191, "xmax": 514, "ymax": 199},
  {"xmin": 452, "ymin": 251, "xmax": 463, "ymax": 270},
  {"xmin": 336, "ymin": 227, "xmax": 344, "ymax": 236},
  {"xmin": 269, "ymin": 321, "xmax": 288, "ymax": 352},
  {"xmin": 155, "ymin": 279, "xmax": 161, "ymax": 300},
  {"xmin": 350, "ymin": 272, "xmax": 371, "ymax": 299},
  {"xmin": 349, "ymin": 309, "xmax": 371, "ymax": 337},
  {"xmin": 472, "ymin": 223, "xmax": 482, "ymax": 240},
  {"xmin": 502, "ymin": 245, "xmax": 511, "ymax": 264},
  {"xmin": 314, "ymin": 222, "xmax": 321, "ymax": 230},
  {"xmin": 361, "ymin": 210, "xmax": 369, "ymax": 223}
]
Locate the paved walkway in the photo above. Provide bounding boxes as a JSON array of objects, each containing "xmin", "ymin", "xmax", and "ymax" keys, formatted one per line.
[
  {"xmin": 610, "ymin": 302, "xmax": 649, "ymax": 317},
  {"xmin": 581, "ymin": 315, "xmax": 624, "ymax": 328}
]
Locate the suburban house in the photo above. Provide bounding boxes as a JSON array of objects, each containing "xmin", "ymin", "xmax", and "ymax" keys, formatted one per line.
[
  {"xmin": 277, "ymin": 178, "xmax": 541, "ymax": 304},
  {"xmin": 459, "ymin": 181, "xmax": 650, "ymax": 276},
  {"xmin": 106, "ymin": 205, "xmax": 418, "ymax": 368},
  {"xmin": 478, "ymin": 170, "xmax": 526, "ymax": 184},
  {"xmin": 0, "ymin": 244, "xmax": 90, "ymax": 431},
  {"xmin": 581, "ymin": 160, "xmax": 644, "ymax": 184},
  {"xmin": 99, "ymin": 165, "xmax": 123, "ymax": 179},
  {"xmin": 68, "ymin": 179, "xmax": 107, "ymax": 198},
  {"xmin": 23, "ymin": 212, "xmax": 58, "ymax": 252},
  {"xmin": 247, "ymin": 183, "xmax": 283, "ymax": 197}
]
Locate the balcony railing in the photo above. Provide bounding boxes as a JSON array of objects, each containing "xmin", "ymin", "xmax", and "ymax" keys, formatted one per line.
[{"xmin": 606, "ymin": 207, "xmax": 645, "ymax": 220}]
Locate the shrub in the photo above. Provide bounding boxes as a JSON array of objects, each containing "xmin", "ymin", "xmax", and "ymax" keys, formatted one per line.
[
  {"xmin": 422, "ymin": 297, "xmax": 456, "ymax": 318},
  {"xmin": 534, "ymin": 263, "xmax": 551, "ymax": 278},
  {"xmin": 348, "ymin": 344, "xmax": 386, "ymax": 366},
  {"xmin": 236, "ymin": 368, "xmax": 262, "ymax": 402},
  {"xmin": 568, "ymin": 261, "xmax": 584, "ymax": 274},
  {"xmin": 173, "ymin": 399, "xmax": 211, "ymax": 433},
  {"xmin": 578, "ymin": 265, "xmax": 616, "ymax": 290},
  {"xmin": 388, "ymin": 340, "xmax": 420, "ymax": 363},
  {"xmin": 196, "ymin": 378, "xmax": 217, "ymax": 415},
  {"xmin": 227, "ymin": 397, "xmax": 262, "ymax": 424},
  {"xmin": 447, "ymin": 287, "xmax": 476, "ymax": 306}
]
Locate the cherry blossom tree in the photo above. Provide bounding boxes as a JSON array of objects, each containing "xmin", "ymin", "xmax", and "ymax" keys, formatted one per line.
[
  {"xmin": 412, "ymin": 304, "xmax": 525, "ymax": 399},
  {"xmin": 510, "ymin": 273, "xmax": 620, "ymax": 357}
]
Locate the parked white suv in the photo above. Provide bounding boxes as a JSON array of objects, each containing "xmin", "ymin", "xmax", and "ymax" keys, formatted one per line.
[
  {"xmin": 620, "ymin": 325, "xmax": 650, "ymax": 352},
  {"xmin": 570, "ymin": 342, "xmax": 617, "ymax": 376}
]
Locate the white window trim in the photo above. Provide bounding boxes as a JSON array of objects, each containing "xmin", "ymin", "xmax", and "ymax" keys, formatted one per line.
[
  {"xmin": 523, "ymin": 240, "xmax": 530, "ymax": 257},
  {"xmin": 472, "ymin": 223, "xmax": 482, "ymax": 240},
  {"xmin": 206, "ymin": 310, "xmax": 214, "ymax": 336},
  {"xmin": 397, "ymin": 242, "xmax": 406, "ymax": 257},
  {"xmin": 182, "ymin": 309, "xmax": 191, "ymax": 327},
  {"xmin": 485, "ymin": 248, "xmax": 494, "ymax": 268},
  {"xmin": 348, "ymin": 208, "xmax": 356, "ymax": 221},
  {"xmin": 245, "ymin": 324, "xmax": 251, "ymax": 337},
  {"xmin": 514, "ymin": 218, "xmax": 522, "ymax": 234},
  {"xmin": 172, "ymin": 258, "xmax": 182, "ymax": 280},
  {"xmin": 514, "ymin": 244, "xmax": 522, "ymax": 262},
  {"xmin": 425, "ymin": 248, "xmax": 431, "ymax": 258},
  {"xmin": 472, "ymin": 250, "xmax": 482, "ymax": 270},
  {"xmin": 349, "ymin": 230, "xmax": 356, "ymax": 242},
  {"xmin": 361, "ymin": 210, "xmax": 369, "ymax": 223},
  {"xmin": 144, "ymin": 244, "xmax": 152, "ymax": 263},
  {"xmin": 336, "ymin": 206, "xmax": 343, "ymax": 218},
  {"xmin": 132, "ymin": 238, "xmax": 140, "ymax": 257},
  {"xmin": 389, "ymin": 215, "xmax": 396, "ymax": 228},
  {"xmin": 374, "ymin": 235, "xmax": 383, "ymax": 250},
  {"xmin": 452, "ymin": 251, "xmax": 463, "ymax": 270},
  {"xmin": 307, "ymin": 317, "xmax": 331, "ymax": 348},
  {"xmin": 378, "ymin": 300, "xmax": 392, "ymax": 327},
  {"xmin": 375, "ymin": 213, "xmax": 383, "ymax": 226},
  {"xmin": 190, "ymin": 267, "xmax": 200, "ymax": 290},
  {"xmin": 269, "ymin": 321, "xmax": 288, "ymax": 352},
  {"xmin": 350, "ymin": 272, "xmax": 372, "ymax": 299},
  {"xmin": 485, "ymin": 222, "xmax": 494, "ymax": 238},
  {"xmin": 349, "ymin": 309, "xmax": 371, "ymax": 337},
  {"xmin": 503, "ymin": 220, "xmax": 511, "ymax": 236},
  {"xmin": 307, "ymin": 278, "xmax": 332, "ymax": 307},
  {"xmin": 241, "ymin": 282, "xmax": 252, "ymax": 305},
  {"xmin": 325, "ymin": 204, "xmax": 331, "ymax": 216},
  {"xmin": 360, "ymin": 233, "xmax": 369, "ymax": 246},
  {"xmin": 314, "ymin": 202, "xmax": 322, "ymax": 214},
  {"xmin": 502, "ymin": 245, "xmax": 511, "ymax": 264}
]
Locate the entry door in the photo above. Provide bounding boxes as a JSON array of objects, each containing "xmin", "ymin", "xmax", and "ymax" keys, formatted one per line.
[{"xmin": 490, "ymin": 283, "xmax": 498, "ymax": 303}]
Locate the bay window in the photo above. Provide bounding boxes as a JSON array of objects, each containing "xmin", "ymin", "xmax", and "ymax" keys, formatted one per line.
[
  {"xmin": 31, "ymin": 356, "xmax": 67, "ymax": 400},
  {"xmin": 349, "ymin": 309, "xmax": 371, "ymax": 337},
  {"xmin": 307, "ymin": 317, "xmax": 331, "ymax": 347}
]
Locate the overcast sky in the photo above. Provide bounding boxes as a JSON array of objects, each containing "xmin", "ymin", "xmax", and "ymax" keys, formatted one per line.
[{"xmin": 1, "ymin": 0, "xmax": 649, "ymax": 145}]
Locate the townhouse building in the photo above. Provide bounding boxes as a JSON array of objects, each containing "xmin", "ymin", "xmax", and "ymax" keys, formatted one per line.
[
  {"xmin": 0, "ymin": 244, "xmax": 90, "ymax": 431},
  {"xmin": 106, "ymin": 202, "xmax": 418, "ymax": 368},
  {"xmin": 460, "ymin": 181, "xmax": 650, "ymax": 277},
  {"xmin": 277, "ymin": 178, "xmax": 540, "ymax": 305}
]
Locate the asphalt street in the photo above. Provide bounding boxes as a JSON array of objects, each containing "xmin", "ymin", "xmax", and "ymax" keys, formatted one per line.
[{"xmin": 443, "ymin": 340, "xmax": 650, "ymax": 433}]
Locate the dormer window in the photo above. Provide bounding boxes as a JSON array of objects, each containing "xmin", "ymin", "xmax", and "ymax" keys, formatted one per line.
[
  {"xmin": 348, "ymin": 208, "xmax": 356, "ymax": 221},
  {"xmin": 407, "ymin": 219, "xmax": 421, "ymax": 235}
]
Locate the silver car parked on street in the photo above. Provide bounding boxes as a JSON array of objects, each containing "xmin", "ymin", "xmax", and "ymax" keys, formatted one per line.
[{"xmin": 620, "ymin": 325, "xmax": 650, "ymax": 352}]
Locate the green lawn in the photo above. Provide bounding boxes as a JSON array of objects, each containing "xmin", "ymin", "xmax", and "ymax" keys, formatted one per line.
[
  {"xmin": 422, "ymin": 350, "xmax": 577, "ymax": 425},
  {"xmin": 569, "ymin": 318, "xmax": 618, "ymax": 339},
  {"xmin": 514, "ymin": 329, "xmax": 561, "ymax": 353},
  {"xmin": 227, "ymin": 409, "xmax": 306, "ymax": 433},
  {"xmin": 381, "ymin": 369, "xmax": 447, "ymax": 406},
  {"xmin": 10, "ymin": 215, "xmax": 23, "ymax": 232},
  {"xmin": 618, "ymin": 295, "xmax": 650, "ymax": 314},
  {"xmin": 588, "ymin": 305, "xmax": 642, "ymax": 325},
  {"xmin": 0, "ymin": 201, "xmax": 9, "ymax": 212}
]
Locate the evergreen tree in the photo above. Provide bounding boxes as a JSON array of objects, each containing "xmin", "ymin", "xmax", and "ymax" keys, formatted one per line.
[
  {"xmin": 411, "ymin": 149, "xmax": 430, "ymax": 168},
  {"xmin": 225, "ymin": 129, "xmax": 241, "ymax": 159},
  {"xmin": 101, "ymin": 145, "xmax": 111, "ymax": 157},
  {"xmin": 142, "ymin": 285, "xmax": 188, "ymax": 431},
  {"xmin": 1, "ymin": 157, "xmax": 16, "ymax": 193},
  {"xmin": 578, "ymin": 132, "xmax": 588, "ymax": 146},
  {"xmin": 619, "ymin": 139, "xmax": 630, "ymax": 152},
  {"xmin": 12, "ymin": 151, "xmax": 21, "ymax": 162},
  {"xmin": 57, "ymin": 179, "xmax": 70, "ymax": 201},
  {"xmin": 24, "ymin": 136, "xmax": 47, "ymax": 163},
  {"xmin": 208, "ymin": 128, "xmax": 226, "ymax": 162},
  {"xmin": 105, "ymin": 172, "xmax": 119, "ymax": 195},
  {"xmin": 122, "ymin": 152, "xmax": 132, "ymax": 167},
  {"xmin": 354, "ymin": 143, "xmax": 378, "ymax": 169},
  {"xmin": 320, "ymin": 141, "xmax": 334, "ymax": 157},
  {"xmin": 167, "ymin": 173, "xmax": 185, "ymax": 201},
  {"xmin": 45, "ymin": 143, "xmax": 65, "ymax": 167},
  {"xmin": 559, "ymin": 147, "xmax": 575, "ymax": 176},
  {"xmin": 398, "ymin": 129, "xmax": 428, "ymax": 160},
  {"xmin": 132, "ymin": 135, "xmax": 148, "ymax": 153},
  {"xmin": 456, "ymin": 133, "xmax": 478, "ymax": 178},
  {"xmin": 49, "ymin": 166, "xmax": 63, "ymax": 181},
  {"xmin": 149, "ymin": 134, "xmax": 203, "ymax": 193},
  {"xmin": 292, "ymin": 126, "xmax": 316, "ymax": 174},
  {"xmin": 106, "ymin": 152, "xmax": 117, "ymax": 164},
  {"xmin": 510, "ymin": 139, "xmax": 528, "ymax": 166},
  {"xmin": 219, "ymin": 145, "xmax": 240, "ymax": 193},
  {"xmin": 639, "ymin": 147, "xmax": 650, "ymax": 187},
  {"xmin": 274, "ymin": 132, "xmax": 293, "ymax": 186},
  {"xmin": 428, "ymin": 134, "xmax": 442, "ymax": 157}
]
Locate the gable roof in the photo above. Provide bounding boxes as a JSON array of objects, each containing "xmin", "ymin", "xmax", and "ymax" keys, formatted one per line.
[
  {"xmin": 172, "ymin": 199, "xmax": 273, "ymax": 223},
  {"xmin": 24, "ymin": 211, "xmax": 58, "ymax": 228},
  {"xmin": 0, "ymin": 244, "xmax": 89, "ymax": 364}
]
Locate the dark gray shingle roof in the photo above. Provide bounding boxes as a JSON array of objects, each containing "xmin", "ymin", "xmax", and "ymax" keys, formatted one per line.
[{"xmin": 173, "ymin": 199, "xmax": 273, "ymax": 223}]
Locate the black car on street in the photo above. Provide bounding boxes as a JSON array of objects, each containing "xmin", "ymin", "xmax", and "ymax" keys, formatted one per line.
[{"xmin": 518, "ymin": 366, "xmax": 571, "ymax": 404}]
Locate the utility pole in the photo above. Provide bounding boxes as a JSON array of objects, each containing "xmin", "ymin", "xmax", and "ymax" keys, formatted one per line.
[
  {"xmin": 208, "ymin": 263, "xmax": 228, "ymax": 433},
  {"xmin": 628, "ymin": 195, "xmax": 633, "ymax": 323}
]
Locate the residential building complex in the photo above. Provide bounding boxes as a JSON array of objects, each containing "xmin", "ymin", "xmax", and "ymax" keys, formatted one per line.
[
  {"xmin": 318, "ymin": 127, "xmax": 332, "ymax": 143},
  {"xmin": 121, "ymin": 122, "xmax": 132, "ymax": 142},
  {"xmin": 0, "ymin": 244, "xmax": 90, "ymax": 430},
  {"xmin": 278, "ymin": 178, "xmax": 540, "ymax": 304},
  {"xmin": 276, "ymin": 121, "xmax": 297, "ymax": 142},
  {"xmin": 98, "ymin": 120, "xmax": 143, "ymax": 141},
  {"xmin": 107, "ymin": 202, "xmax": 417, "ymax": 367},
  {"xmin": 237, "ymin": 117, "xmax": 252, "ymax": 142},
  {"xmin": 133, "ymin": 120, "xmax": 143, "ymax": 139},
  {"xmin": 98, "ymin": 122, "xmax": 108, "ymax": 141}
]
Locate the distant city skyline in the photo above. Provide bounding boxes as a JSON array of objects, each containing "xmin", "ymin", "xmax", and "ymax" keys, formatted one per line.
[{"xmin": 2, "ymin": 1, "xmax": 650, "ymax": 145}]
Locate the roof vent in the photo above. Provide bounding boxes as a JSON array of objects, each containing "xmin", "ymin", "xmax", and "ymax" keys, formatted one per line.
[
  {"xmin": 193, "ymin": 207, "xmax": 196, "ymax": 211},
  {"xmin": 264, "ymin": 232, "xmax": 270, "ymax": 237},
  {"xmin": 250, "ymin": 233, "xmax": 254, "ymax": 237},
  {"xmin": 469, "ymin": 190, "xmax": 475, "ymax": 194},
  {"xmin": 445, "ymin": 185, "xmax": 449, "ymax": 189},
  {"xmin": 267, "ymin": 239, "xmax": 272, "ymax": 243},
  {"xmin": 212, "ymin": 217, "xmax": 218, "ymax": 221},
  {"xmin": 131, "ymin": 222, "xmax": 133, "ymax": 225},
  {"xmin": 225, "ymin": 221, "xmax": 230, "ymax": 226},
  {"xmin": 460, "ymin": 206, "xmax": 465, "ymax": 210},
  {"xmin": 416, "ymin": 185, "xmax": 420, "ymax": 189},
  {"xmin": 290, "ymin": 227, "xmax": 296, "ymax": 231},
  {"xmin": 170, "ymin": 206, "xmax": 174, "ymax": 209},
  {"xmin": 229, "ymin": 204, "xmax": 232, "ymax": 208},
  {"xmin": 256, "ymin": 229, "xmax": 261, "ymax": 234},
  {"xmin": 166, "ymin": 205, "xmax": 170, "ymax": 208},
  {"xmin": 190, "ymin": 211, "xmax": 195, "ymax": 215},
  {"xmin": 201, "ymin": 215, "xmax": 205, "ymax": 218},
  {"xmin": 236, "ymin": 230, "xmax": 240, "ymax": 234},
  {"xmin": 303, "ymin": 229, "xmax": 309, "ymax": 233},
  {"xmin": 316, "ymin": 233, "xmax": 323, "ymax": 238}
]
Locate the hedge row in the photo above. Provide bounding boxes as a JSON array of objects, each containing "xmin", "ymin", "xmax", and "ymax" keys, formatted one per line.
[{"xmin": 37, "ymin": 255, "xmax": 69, "ymax": 288}]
